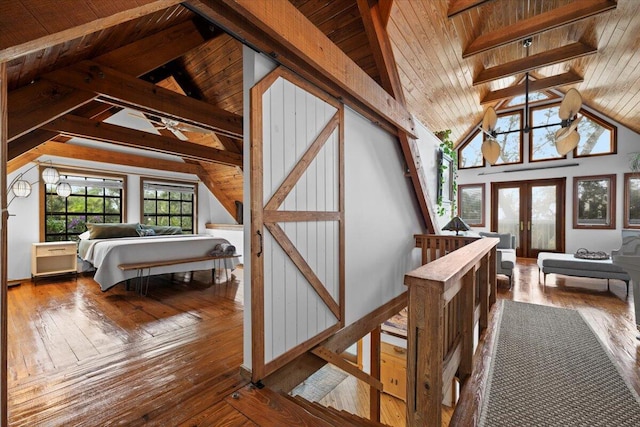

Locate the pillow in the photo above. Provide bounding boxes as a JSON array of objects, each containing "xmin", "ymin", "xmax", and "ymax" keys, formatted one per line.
[
  {"xmin": 86, "ymin": 223, "xmax": 140, "ymax": 239},
  {"xmin": 137, "ymin": 228, "xmax": 156, "ymax": 237},
  {"xmin": 78, "ymin": 231, "xmax": 90, "ymax": 240},
  {"xmin": 139, "ymin": 225, "xmax": 182, "ymax": 235},
  {"xmin": 479, "ymin": 231, "xmax": 513, "ymax": 249}
]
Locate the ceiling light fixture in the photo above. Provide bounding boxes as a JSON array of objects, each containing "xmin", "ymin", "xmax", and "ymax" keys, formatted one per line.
[{"xmin": 480, "ymin": 38, "xmax": 583, "ymax": 164}]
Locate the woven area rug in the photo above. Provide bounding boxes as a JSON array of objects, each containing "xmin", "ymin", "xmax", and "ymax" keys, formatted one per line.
[{"xmin": 480, "ymin": 300, "xmax": 640, "ymax": 426}]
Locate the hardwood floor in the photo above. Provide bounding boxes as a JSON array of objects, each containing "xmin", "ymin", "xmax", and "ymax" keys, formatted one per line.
[
  {"xmin": 319, "ymin": 258, "xmax": 640, "ymax": 426},
  {"xmin": 6, "ymin": 258, "xmax": 639, "ymax": 426},
  {"xmin": 7, "ymin": 269, "xmax": 250, "ymax": 426}
]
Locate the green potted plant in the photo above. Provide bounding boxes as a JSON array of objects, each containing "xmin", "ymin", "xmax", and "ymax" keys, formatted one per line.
[{"xmin": 435, "ymin": 129, "xmax": 457, "ymax": 217}]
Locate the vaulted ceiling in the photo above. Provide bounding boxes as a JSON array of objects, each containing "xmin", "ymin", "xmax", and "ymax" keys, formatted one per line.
[{"xmin": 1, "ymin": 0, "xmax": 639, "ymax": 218}]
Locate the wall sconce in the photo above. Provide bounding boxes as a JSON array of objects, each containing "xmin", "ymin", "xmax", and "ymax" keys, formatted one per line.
[{"xmin": 8, "ymin": 162, "xmax": 70, "ymax": 207}]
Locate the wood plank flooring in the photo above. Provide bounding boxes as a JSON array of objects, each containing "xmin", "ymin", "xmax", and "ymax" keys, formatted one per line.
[
  {"xmin": 7, "ymin": 269, "xmax": 249, "ymax": 426},
  {"xmin": 6, "ymin": 258, "xmax": 639, "ymax": 426}
]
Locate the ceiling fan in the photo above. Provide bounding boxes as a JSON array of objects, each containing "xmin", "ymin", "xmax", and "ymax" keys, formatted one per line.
[
  {"xmin": 480, "ymin": 85, "xmax": 582, "ymax": 164},
  {"xmin": 129, "ymin": 112, "xmax": 211, "ymax": 141},
  {"xmin": 480, "ymin": 39, "xmax": 583, "ymax": 164}
]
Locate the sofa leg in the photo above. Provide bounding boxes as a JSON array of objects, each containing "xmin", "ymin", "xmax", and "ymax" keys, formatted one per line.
[{"xmin": 607, "ymin": 278, "xmax": 610, "ymax": 291}]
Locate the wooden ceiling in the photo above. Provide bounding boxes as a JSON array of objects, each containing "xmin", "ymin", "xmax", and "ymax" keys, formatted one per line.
[
  {"xmin": 387, "ymin": 0, "xmax": 640, "ymax": 144},
  {"xmin": 2, "ymin": 0, "xmax": 639, "ymax": 220}
]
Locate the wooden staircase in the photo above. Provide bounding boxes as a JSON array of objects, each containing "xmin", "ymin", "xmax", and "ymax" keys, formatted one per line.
[{"xmin": 226, "ymin": 384, "xmax": 388, "ymax": 426}]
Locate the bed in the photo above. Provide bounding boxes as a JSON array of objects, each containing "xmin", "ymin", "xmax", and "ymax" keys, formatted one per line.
[{"xmin": 79, "ymin": 224, "xmax": 238, "ymax": 291}]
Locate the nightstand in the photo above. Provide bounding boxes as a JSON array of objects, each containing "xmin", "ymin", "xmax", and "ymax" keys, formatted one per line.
[{"xmin": 31, "ymin": 241, "xmax": 77, "ymax": 281}]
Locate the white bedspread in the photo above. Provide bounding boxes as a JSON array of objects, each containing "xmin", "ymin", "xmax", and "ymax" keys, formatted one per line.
[{"xmin": 81, "ymin": 235, "xmax": 239, "ymax": 291}]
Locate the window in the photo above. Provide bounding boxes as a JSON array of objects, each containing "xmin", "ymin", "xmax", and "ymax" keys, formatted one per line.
[
  {"xmin": 141, "ymin": 179, "xmax": 197, "ymax": 233},
  {"xmin": 505, "ymin": 91, "xmax": 551, "ymax": 107},
  {"xmin": 458, "ymin": 130, "xmax": 484, "ymax": 169},
  {"xmin": 624, "ymin": 173, "xmax": 640, "ymax": 229},
  {"xmin": 492, "ymin": 111, "xmax": 522, "ymax": 165},
  {"xmin": 44, "ymin": 169, "xmax": 125, "ymax": 242},
  {"xmin": 530, "ymin": 104, "xmax": 564, "ymax": 162},
  {"xmin": 574, "ymin": 110, "xmax": 616, "ymax": 158},
  {"xmin": 458, "ymin": 184, "xmax": 485, "ymax": 227},
  {"xmin": 573, "ymin": 174, "xmax": 616, "ymax": 229}
]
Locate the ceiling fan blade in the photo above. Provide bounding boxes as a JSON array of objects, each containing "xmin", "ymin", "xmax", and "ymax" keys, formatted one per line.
[
  {"xmin": 555, "ymin": 115, "xmax": 583, "ymax": 141},
  {"xmin": 558, "ymin": 88, "xmax": 582, "ymax": 120},
  {"xmin": 481, "ymin": 138, "xmax": 501, "ymax": 165},
  {"xmin": 482, "ymin": 107, "xmax": 498, "ymax": 132},
  {"xmin": 170, "ymin": 129, "xmax": 189, "ymax": 141},
  {"xmin": 556, "ymin": 130, "xmax": 580, "ymax": 156},
  {"xmin": 176, "ymin": 123, "xmax": 211, "ymax": 134}
]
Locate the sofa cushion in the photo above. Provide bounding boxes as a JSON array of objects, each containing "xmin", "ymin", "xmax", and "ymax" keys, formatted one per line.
[
  {"xmin": 479, "ymin": 231, "xmax": 513, "ymax": 249},
  {"xmin": 499, "ymin": 249, "xmax": 516, "ymax": 269},
  {"xmin": 537, "ymin": 252, "xmax": 627, "ymax": 273}
]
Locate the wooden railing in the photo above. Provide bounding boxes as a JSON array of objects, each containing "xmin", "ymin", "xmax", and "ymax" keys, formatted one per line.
[{"xmin": 405, "ymin": 235, "xmax": 498, "ymax": 426}]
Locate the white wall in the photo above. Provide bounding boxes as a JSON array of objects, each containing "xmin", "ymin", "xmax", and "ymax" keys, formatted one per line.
[
  {"xmin": 7, "ymin": 156, "xmax": 233, "ymax": 281},
  {"xmin": 457, "ymin": 103, "xmax": 640, "ymax": 254},
  {"xmin": 242, "ymin": 48, "xmax": 435, "ymax": 370}
]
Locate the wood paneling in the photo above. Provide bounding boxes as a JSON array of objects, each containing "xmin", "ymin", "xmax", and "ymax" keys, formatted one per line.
[
  {"xmin": 388, "ymin": 0, "xmax": 640, "ymax": 145},
  {"xmin": 0, "ymin": 1, "xmax": 188, "ymax": 62}
]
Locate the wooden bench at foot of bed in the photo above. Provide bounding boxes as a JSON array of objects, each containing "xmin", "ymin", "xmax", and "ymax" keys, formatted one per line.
[
  {"xmin": 537, "ymin": 252, "xmax": 630, "ymax": 295},
  {"xmin": 118, "ymin": 254, "xmax": 240, "ymax": 295}
]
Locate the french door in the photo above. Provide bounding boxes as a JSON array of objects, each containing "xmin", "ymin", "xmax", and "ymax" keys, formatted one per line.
[{"xmin": 491, "ymin": 178, "xmax": 565, "ymax": 258}]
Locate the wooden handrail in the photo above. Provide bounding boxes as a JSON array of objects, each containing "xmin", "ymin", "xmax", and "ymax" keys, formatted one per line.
[{"xmin": 405, "ymin": 236, "xmax": 498, "ymax": 426}]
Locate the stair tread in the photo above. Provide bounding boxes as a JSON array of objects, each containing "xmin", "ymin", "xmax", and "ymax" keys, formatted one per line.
[{"xmin": 226, "ymin": 385, "xmax": 387, "ymax": 426}]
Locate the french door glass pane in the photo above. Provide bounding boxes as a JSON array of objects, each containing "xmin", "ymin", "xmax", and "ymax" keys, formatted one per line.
[
  {"xmin": 497, "ymin": 188, "xmax": 520, "ymax": 247},
  {"xmin": 531, "ymin": 185, "xmax": 556, "ymax": 250},
  {"xmin": 629, "ymin": 176, "xmax": 640, "ymax": 225}
]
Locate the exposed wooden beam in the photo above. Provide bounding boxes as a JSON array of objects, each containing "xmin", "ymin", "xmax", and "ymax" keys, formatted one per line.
[
  {"xmin": 44, "ymin": 60, "xmax": 243, "ymax": 140},
  {"xmin": 195, "ymin": 164, "xmax": 238, "ymax": 216},
  {"xmin": 473, "ymin": 42, "xmax": 597, "ymax": 86},
  {"xmin": 30, "ymin": 142, "xmax": 202, "ymax": 175},
  {"xmin": 8, "ymin": 153, "xmax": 39, "ymax": 175},
  {"xmin": 41, "ymin": 115, "xmax": 243, "ymax": 167},
  {"xmin": 8, "ymin": 20, "xmax": 208, "ymax": 142},
  {"xmin": 8, "ymin": 130, "xmax": 59, "ymax": 161},
  {"xmin": 480, "ymin": 71, "xmax": 584, "ymax": 105},
  {"xmin": 378, "ymin": 0, "xmax": 394, "ymax": 28},
  {"xmin": 0, "ymin": 0, "xmax": 184, "ymax": 62},
  {"xmin": 463, "ymin": 0, "xmax": 616, "ymax": 58},
  {"xmin": 187, "ymin": 0, "xmax": 417, "ymax": 139},
  {"xmin": 357, "ymin": 0, "xmax": 436, "ymax": 233},
  {"xmin": 447, "ymin": 0, "xmax": 495, "ymax": 18}
]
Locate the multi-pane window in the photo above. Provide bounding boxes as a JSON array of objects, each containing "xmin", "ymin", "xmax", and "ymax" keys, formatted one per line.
[
  {"xmin": 458, "ymin": 131, "xmax": 484, "ymax": 169},
  {"xmin": 492, "ymin": 111, "xmax": 522, "ymax": 165},
  {"xmin": 505, "ymin": 91, "xmax": 551, "ymax": 107},
  {"xmin": 44, "ymin": 171, "xmax": 125, "ymax": 241},
  {"xmin": 458, "ymin": 184, "xmax": 484, "ymax": 227},
  {"xmin": 574, "ymin": 110, "xmax": 616, "ymax": 157},
  {"xmin": 142, "ymin": 179, "xmax": 196, "ymax": 233},
  {"xmin": 573, "ymin": 174, "xmax": 616, "ymax": 229},
  {"xmin": 530, "ymin": 104, "xmax": 564, "ymax": 162},
  {"xmin": 624, "ymin": 173, "xmax": 640, "ymax": 229},
  {"xmin": 530, "ymin": 104, "xmax": 616, "ymax": 161}
]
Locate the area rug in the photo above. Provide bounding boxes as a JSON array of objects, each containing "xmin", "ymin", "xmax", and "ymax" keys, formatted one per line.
[
  {"xmin": 291, "ymin": 364, "xmax": 348, "ymax": 402},
  {"xmin": 479, "ymin": 300, "xmax": 640, "ymax": 426}
]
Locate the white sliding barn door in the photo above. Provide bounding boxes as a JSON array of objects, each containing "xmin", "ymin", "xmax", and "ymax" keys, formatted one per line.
[{"xmin": 250, "ymin": 67, "xmax": 344, "ymax": 381}]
